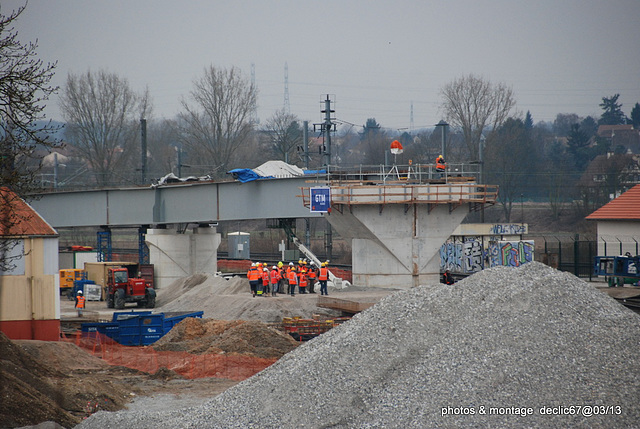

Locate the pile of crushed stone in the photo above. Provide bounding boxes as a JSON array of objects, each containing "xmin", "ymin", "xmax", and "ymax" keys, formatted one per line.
[
  {"xmin": 152, "ymin": 317, "xmax": 300, "ymax": 359},
  {"xmin": 77, "ymin": 262, "xmax": 640, "ymax": 428}
]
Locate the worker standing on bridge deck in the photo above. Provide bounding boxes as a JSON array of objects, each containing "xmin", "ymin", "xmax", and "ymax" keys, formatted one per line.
[
  {"xmin": 319, "ymin": 262, "xmax": 329, "ymax": 296},
  {"xmin": 75, "ymin": 290, "xmax": 85, "ymax": 317},
  {"xmin": 436, "ymin": 155, "xmax": 446, "ymax": 178},
  {"xmin": 288, "ymin": 266, "xmax": 298, "ymax": 296}
]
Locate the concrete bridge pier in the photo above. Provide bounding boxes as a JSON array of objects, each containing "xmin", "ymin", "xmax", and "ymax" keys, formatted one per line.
[
  {"xmin": 325, "ymin": 203, "xmax": 469, "ymax": 289},
  {"xmin": 145, "ymin": 225, "xmax": 221, "ymax": 290}
]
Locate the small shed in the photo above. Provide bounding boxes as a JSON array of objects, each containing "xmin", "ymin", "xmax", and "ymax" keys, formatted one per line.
[{"xmin": 0, "ymin": 188, "xmax": 60, "ymax": 341}]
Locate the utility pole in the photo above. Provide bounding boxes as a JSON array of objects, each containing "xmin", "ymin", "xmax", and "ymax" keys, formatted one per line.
[
  {"xmin": 317, "ymin": 95, "xmax": 335, "ymax": 167},
  {"xmin": 303, "ymin": 120, "xmax": 309, "ymax": 169},
  {"xmin": 140, "ymin": 118, "xmax": 147, "ymax": 184}
]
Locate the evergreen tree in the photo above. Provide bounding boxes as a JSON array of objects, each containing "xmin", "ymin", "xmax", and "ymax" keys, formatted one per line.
[
  {"xmin": 630, "ymin": 103, "xmax": 640, "ymax": 129},
  {"xmin": 598, "ymin": 94, "xmax": 627, "ymax": 125}
]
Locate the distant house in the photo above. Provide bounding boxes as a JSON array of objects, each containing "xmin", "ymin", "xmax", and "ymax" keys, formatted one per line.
[
  {"xmin": 0, "ymin": 188, "xmax": 60, "ymax": 341},
  {"xmin": 586, "ymin": 184, "xmax": 640, "ymax": 256},
  {"xmin": 597, "ymin": 124, "xmax": 640, "ymax": 154}
]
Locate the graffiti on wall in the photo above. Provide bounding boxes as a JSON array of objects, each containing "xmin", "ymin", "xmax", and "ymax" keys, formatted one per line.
[
  {"xmin": 489, "ymin": 224, "xmax": 527, "ymax": 235},
  {"xmin": 487, "ymin": 240, "xmax": 534, "ymax": 267},
  {"xmin": 440, "ymin": 240, "xmax": 463, "ymax": 273},
  {"xmin": 463, "ymin": 237, "xmax": 483, "ymax": 273},
  {"xmin": 440, "ymin": 237, "xmax": 484, "ymax": 274}
]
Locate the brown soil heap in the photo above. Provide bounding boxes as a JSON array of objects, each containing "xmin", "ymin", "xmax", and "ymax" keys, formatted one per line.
[
  {"xmin": 0, "ymin": 332, "xmax": 139, "ymax": 428},
  {"xmin": 152, "ymin": 317, "xmax": 300, "ymax": 359}
]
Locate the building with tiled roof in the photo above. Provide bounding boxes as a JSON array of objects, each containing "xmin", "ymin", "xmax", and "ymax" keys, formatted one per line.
[
  {"xmin": 586, "ymin": 184, "xmax": 640, "ymax": 256},
  {"xmin": 597, "ymin": 124, "xmax": 640, "ymax": 154},
  {"xmin": 0, "ymin": 188, "xmax": 60, "ymax": 341}
]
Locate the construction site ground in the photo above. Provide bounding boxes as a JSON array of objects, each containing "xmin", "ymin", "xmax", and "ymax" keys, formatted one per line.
[{"xmin": 2, "ymin": 274, "xmax": 396, "ymax": 429}]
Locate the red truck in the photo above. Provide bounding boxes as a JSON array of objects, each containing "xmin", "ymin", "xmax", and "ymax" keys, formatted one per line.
[{"xmin": 106, "ymin": 266, "xmax": 156, "ymax": 309}]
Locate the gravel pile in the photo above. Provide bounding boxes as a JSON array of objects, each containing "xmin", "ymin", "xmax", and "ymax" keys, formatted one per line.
[{"xmin": 76, "ymin": 262, "xmax": 640, "ymax": 428}]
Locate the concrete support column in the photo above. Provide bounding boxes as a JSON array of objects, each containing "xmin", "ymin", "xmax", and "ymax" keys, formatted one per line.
[
  {"xmin": 325, "ymin": 204, "xmax": 468, "ymax": 289},
  {"xmin": 146, "ymin": 225, "xmax": 221, "ymax": 290}
]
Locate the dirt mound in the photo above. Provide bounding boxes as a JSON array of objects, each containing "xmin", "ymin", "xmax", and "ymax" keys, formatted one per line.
[
  {"xmin": 153, "ymin": 317, "xmax": 300, "ymax": 359},
  {"xmin": 0, "ymin": 332, "xmax": 77, "ymax": 428},
  {"xmin": 0, "ymin": 332, "xmax": 145, "ymax": 429}
]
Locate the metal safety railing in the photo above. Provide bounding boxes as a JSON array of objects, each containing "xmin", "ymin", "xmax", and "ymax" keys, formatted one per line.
[{"xmin": 310, "ymin": 162, "xmax": 481, "ymax": 185}]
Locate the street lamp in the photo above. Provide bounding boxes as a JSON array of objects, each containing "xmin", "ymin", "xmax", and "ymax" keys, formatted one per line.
[{"xmin": 435, "ymin": 120, "xmax": 449, "ymax": 160}]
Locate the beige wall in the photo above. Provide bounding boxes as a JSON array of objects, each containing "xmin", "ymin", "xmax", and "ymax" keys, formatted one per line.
[
  {"xmin": 596, "ymin": 221, "xmax": 640, "ymax": 256},
  {"xmin": 0, "ymin": 236, "xmax": 59, "ymax": 322}
]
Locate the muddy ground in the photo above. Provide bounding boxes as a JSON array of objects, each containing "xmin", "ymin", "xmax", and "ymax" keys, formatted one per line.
[{"xmin": 2, "ymin": 274, "xmax": 396, "ymax": 429}]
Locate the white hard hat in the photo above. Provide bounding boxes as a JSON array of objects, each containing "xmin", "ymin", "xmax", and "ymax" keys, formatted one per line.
[
  {"xmin": 77, "ymin": 290, "xmax": 83, "ymax": 294},
  {"xmin": 272, "ymin": 266, "xmax": 277, "ymax": 269},
  {"xmin": 251, "ymin": 262, "xmax": 255, "ymax": 266},
  {"xmin": 289, "ymin": 262, "xmax": 294, "ymax": 266}
]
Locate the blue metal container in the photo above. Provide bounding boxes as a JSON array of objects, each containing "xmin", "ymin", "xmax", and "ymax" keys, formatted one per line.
[{"xmin": 82, "ymin": 310, "xmax": 203, "ymax": 346}]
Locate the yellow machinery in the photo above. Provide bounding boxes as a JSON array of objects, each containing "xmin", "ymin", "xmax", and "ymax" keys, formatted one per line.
[{"xmin": 59, "ymin": 268, "xmax": 86, "ymax": 296}]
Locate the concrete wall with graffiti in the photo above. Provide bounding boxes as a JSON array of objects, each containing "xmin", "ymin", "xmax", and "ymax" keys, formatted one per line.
[
  {"xmin": 440, "ymin": 237, "xmax": 535, "ymax": 274},
  {"xmin": 486, "ymin": 240, "xmax": 535, "ymax": 268},
  {"xmin": 440, "ymin": 236, "xmax": 486, "ymax": 274}
]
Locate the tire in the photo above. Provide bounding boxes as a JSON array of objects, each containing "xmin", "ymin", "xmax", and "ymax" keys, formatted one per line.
[
  {"xmin": 107, "ymin": 294, "xmax": 114, "ymax": 308},
  {"xmin": 114, "ymin": 289, "xmax": 125, "ymax": 309},
  {"xmin": 145, "ymin": 288, "xmax": 156, "ymax": 308}
]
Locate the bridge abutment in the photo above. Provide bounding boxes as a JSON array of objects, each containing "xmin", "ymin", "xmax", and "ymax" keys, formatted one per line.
[
  {"xmin": 326, "ymin": 203, "xmax": 468, "ymax": 289},
  {"xmin": 146, "ymin": 225, "xmax": 221, "ymax": 290}
]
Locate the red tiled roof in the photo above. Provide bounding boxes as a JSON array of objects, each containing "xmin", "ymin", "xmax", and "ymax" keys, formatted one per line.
[
  {"xmin": 586, "ymin": 184, "xmax": 640, "ymax": 220},
  {"xmin": 0, "ymin": 188, "xmax": 58, "ymax": 237}
]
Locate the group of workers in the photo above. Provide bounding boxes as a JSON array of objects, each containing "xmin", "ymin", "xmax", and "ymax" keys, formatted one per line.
[{"xmin": 247, "ymin": 259, "xmax": 330, "ymax": 297}]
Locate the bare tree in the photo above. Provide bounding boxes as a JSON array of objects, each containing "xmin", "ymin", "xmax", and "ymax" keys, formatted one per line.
[
  {"xmin": 177, "ymin": 65, "xmax": 257, "ymax": 178},
  {"xmin": 264, "ymin": 108, "xmax": 302, "ymax": 163},
  {"xmin": 440, "ymin": 74, "xmax": 516, "ymax": 160},
  {"xmin": 59, "ymin": 70, "xmax": 150, "ymax": 187},
  {"xmin": 1, "ymin": 2, "xmax": 59, "ymax": 272}
]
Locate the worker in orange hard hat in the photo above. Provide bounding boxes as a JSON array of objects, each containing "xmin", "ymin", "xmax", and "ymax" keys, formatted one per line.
[{"xmin": 435, "ymin": 155, "xmax": 446, "ymax": 178}]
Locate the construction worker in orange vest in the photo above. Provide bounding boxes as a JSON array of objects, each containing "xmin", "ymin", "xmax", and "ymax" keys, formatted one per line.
[
  {"xmin": 75, "ymin": 290, "xmax": 85, "ymax": 317},
  {"xmin": 307, "ymin": 261, "xmax": 318, "ymax": 293},
  {"xmin": 298, "ymin": 267, "xmax": 308, "ymax": 294},
  {"xmin": 288, "ymin": 266, "xmax": 298, "ymax": 296},
  {"xmin": 270, "ymin": 266, "xmax": 281, "ymax": 297},
  {"xmin": 435, "ymin": 155, "xmax": 446, "ymax": 178},
  {"xmin": 318, "ymin": 262, "xmax": 329, "ymax": 296},
  {"xmin": 247, "ymin": 263, "xmax": 260, "ymax": 297},
  {"xmin": 261, "ymin": 267, "xmax": 270, "ymax": 296}
]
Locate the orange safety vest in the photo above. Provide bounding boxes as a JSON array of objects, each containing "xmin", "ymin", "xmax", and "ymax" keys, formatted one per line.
[
  {"xmin": 262, "ymin": 271, "xmax": 269, "ymax": 285},
  {"xmin": 319, "ymin": 267, "xmax": 328, "ymax": 281},
  {"xmin": 436, "ymin": 157, "xmax": 446, "ymax": 172},
  {"xmin": 76, "ymin": 296, "xmax": 85, "ymax": 309},
  {"xmin": 288, "ymin": 270, "xmax": 297, "ymax": 285},
  {"xmin": 299, "ymin": 273, "xmax": 307, "ymax": 288},
  {"xmin": 247, "ymin": 267, "xmax": 260, "ymax": 281},
  {"xmin": 270, "ymin": 269, "xmax": 280, "ymax": 284},
  {"xmin": 308, "ymin": 268, "xmax": 317, "ymax": 279}
]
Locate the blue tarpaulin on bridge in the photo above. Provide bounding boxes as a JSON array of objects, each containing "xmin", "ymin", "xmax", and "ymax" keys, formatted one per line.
[{"xmin": 227, "ymin": 169, "xmax": 273, "ymax": 183}]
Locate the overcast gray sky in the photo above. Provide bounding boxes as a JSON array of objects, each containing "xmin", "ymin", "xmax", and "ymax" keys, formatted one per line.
[{"xmin": 5, "ymin": 0, "xmax": 640, "ymax": 130}]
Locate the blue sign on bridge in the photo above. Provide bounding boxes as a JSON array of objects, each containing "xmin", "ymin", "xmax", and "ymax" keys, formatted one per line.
[{"xmin": 310, "ymin": 187, "xmax": 331, "ymax": 213}]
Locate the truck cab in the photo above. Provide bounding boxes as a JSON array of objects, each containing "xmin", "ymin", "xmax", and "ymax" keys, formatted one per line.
[{"xmin": 106, "ymin": 266, "xmax": 156, "ymax": 309}]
